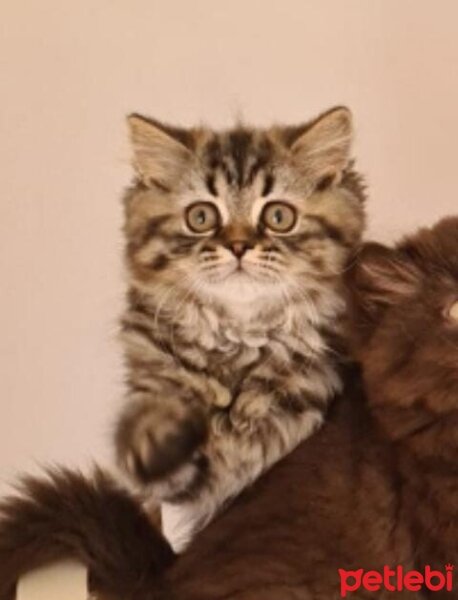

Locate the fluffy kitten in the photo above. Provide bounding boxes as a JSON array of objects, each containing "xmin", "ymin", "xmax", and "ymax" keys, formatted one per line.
[
  {"xmin": 1, "ymin": 218, "xmax": 456, "ymax": 600},
  {"xmin": 117, "ymin": 107, "xmax": 366, "ymax": 549}
]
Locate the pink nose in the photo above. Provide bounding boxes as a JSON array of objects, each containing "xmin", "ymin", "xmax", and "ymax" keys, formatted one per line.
[{"xmin": 229, "ymin": 241, "xmax": 250, "ymax": 258}]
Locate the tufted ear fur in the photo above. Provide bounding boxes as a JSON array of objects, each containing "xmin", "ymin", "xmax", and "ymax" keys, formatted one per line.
[
  {"xmin": 289, "ymin": 106, "xmax": 353, "ymax": 189},
  {"xmin": 345, "ymin": 242, "xmax": 420, "ymax": 341},
  {"xmin": 127, "ymin": 114, "xmax": 194, "ymax": 189}
]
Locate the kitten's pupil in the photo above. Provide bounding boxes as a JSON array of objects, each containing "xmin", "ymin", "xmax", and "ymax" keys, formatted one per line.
[
  {"xmin": 186, "ymin": 202, "xmax": 218, "ymax": 232},
  {"xmin": 273, "ymin": 209, "xmax": 283, "ymax": 224},
  {"xmin": 262, "ymin": 202, "xmax": 297, "ymax": 232},
  {"xmin": 196, "ymin": 210, "xmax": 206, "ymax": 225}
]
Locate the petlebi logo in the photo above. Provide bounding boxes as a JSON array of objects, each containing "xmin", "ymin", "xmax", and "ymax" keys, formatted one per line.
[{"xmin": 339, "ymin": 564, "xmax": 454, "ymax": 597}]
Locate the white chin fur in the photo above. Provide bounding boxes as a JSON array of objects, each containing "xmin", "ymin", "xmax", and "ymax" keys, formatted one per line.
[{"xmin": 203, "ymin": 272, "xmax": 280, "ymax": 305}]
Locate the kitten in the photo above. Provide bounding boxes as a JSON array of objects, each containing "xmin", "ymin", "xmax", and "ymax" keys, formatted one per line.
[
  {"xmin": 1, "ymin": 218, "xmax": 456, "ymax": 600},
  {"xmin": 117, "ymin": 107, "xmax": 366, "ymax": 549}
]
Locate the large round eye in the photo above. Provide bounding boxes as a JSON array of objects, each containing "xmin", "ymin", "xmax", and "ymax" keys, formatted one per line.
[
  {"xmin": 446, "ymin": 299, "xmax": 458, "ymax": 322},
  {"xmin": 261, "ymin": 202, "xmax": 297, "ymax": 233},
  {"xmin": 186, "ymin": 202, "xmax": 219, "ymax": 233}
]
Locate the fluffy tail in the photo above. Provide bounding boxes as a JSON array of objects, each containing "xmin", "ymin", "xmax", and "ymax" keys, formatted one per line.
[{"xmin": 0, "ymin": 468, "xmax": 175, "ymax": 600}]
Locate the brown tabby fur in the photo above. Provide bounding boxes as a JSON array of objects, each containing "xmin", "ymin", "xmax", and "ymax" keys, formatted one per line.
[
  {"xmin": 117, "ymin": 107, "xmax": 365, "ymax": 548},
  {"xmin": 0, "ymin": 216, "xmax": 456, "ymax": 599}
]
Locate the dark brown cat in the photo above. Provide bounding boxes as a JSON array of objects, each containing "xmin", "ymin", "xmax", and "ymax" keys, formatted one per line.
[
  {"xmin": 347, "ymin": 216, "xmax": 458, "ymax": 588},
  {"xmin": 0, "ymin": 217, "xmax": 457, "ymax": 599}
]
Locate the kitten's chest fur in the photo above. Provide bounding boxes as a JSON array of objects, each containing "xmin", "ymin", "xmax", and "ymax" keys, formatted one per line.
[{"xmin": 156, "ymin": 291, "xmax": 344, "ymax": 389}]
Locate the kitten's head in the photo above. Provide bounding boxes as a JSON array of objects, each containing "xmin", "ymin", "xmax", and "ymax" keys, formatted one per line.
[
  {"xmin": 124, "ymin": 107, "xmax": 365, "ymax": 310},
  {"xmin": 346, "ymin": 217, "xmax": 458, "ymax": 438}
]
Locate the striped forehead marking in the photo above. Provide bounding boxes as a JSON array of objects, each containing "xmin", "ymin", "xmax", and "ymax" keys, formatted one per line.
[{"xmin": 204, "ymin": 131, "xmax": 274, "ymax": 193}]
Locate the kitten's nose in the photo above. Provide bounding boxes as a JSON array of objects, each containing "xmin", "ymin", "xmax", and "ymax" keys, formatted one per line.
[{"xmin": 228, "ymin": 241, "xmax": 251, "ymax": 258}]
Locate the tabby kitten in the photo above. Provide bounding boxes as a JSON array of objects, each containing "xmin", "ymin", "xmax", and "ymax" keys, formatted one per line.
[{"xmin": 116, "ymin": 106, "xmax": 365, "ymax": 550}]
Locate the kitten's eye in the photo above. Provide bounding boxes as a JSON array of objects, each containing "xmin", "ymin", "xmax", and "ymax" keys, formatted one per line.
[
  {"xmin": 186, "ymin": 202, "xmax": 219, "ymax": 233},
  {"xmin": 446, "ymin": 299, "xmax": 458, "ymax": 322},
  {"xmin": 261, "ymin": 202, "xmax": 297, "ymax": 233}
]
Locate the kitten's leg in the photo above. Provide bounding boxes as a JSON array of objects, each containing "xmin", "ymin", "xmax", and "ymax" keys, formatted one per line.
[
  {"xmin": 161, "ymin": 405, "xmax": 325, "ymax": 552},
  {"xmin": 115, "ymin": 376, "xmax": 231, "ymax": 498},
  {"xmin": 162, "ymin": 364, "xmax": 342, "ymax": 550},
  {"xmin": 211, "ymin": 399, "xmax": 326, "ymax": 501},
  {"xmin": 214, "ymin": 360, "xmax": 341, "ymax": 488}
]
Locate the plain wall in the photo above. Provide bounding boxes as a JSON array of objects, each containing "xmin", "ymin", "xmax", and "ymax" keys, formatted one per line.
[{"xmin": 1, "ymin": 0, "xmax": 457, "ymax": 489}]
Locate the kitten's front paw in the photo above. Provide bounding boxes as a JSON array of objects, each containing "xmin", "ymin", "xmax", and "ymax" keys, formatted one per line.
[{"xmin": 116, "ymin": 402, "xmax": 208, "ymax": 488}]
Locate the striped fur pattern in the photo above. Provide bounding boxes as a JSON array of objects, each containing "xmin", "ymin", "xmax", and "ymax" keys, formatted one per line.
[{"xmin": 116, "ymin": 107, "xmax": 366, "ymax": 550}]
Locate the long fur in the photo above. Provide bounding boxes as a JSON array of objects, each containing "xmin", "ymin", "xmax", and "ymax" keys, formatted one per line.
[
  {"xmin": 117, "ymin": 108, "xmax": 366, "ymax": 548},
  {"xmin": 1, "ymin": 218, "xmax": 457, "ymax": 600},
  {"xmin": 0, "ymin": 469, "xmax": 174, "ymax": 600}
]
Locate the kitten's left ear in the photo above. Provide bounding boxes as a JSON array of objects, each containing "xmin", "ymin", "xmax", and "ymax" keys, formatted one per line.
[{"xmin": 290, "ymin": 106, "xmax": 353, "ymax": 188}]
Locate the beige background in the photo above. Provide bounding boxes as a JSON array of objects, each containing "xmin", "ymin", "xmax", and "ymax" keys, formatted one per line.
[{"xmin": 1, "ymin": 0, "xmax": 457, "ymax": 489}]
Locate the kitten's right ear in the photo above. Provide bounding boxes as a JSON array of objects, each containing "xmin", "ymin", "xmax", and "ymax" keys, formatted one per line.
[
  {"xmin": 287, "ymin": 107, "xmax": 353, "ymax": 188},
  {"xmin": 127, "ymin": 114, "xmax": 193, "ymax": 189}
]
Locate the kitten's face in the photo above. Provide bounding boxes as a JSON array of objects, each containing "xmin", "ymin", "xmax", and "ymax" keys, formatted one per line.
[
  {"xmin": 347, "ymin": 217, "xmax": 458, "ymax": 427},
  {"xmin": 124, "ymin": 108, "xmax": 365, "ymax": 309}
]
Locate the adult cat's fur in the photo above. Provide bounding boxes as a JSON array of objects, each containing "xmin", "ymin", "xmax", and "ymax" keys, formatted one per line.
[
  {"xmin": 347, "ymin": 216, "xmax": 458, "ymax": 583},
  {"xmin": 1, "ymin": 217, "xmax": 456, "ymax": 600},
  {"xmin": 118, "ymin": 107, "xmax": 365, "ymax": 548}
]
